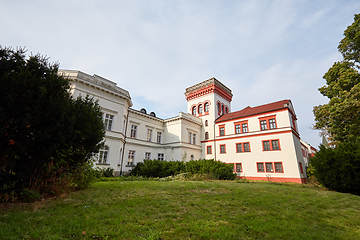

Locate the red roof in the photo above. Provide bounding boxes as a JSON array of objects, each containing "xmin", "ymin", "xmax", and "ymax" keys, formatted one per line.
[{"xmin": 216, "ymin": 99, "xmax": 291, "ymax": 123}]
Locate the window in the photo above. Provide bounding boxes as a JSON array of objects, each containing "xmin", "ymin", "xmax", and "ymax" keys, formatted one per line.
[
  {"xmin": 205, "ymin": 120, "xmax": 208, "ymax": 126},
  {"xmin": 205, "ymin": 132, "xmax": 209, "ymax": 140},
  {"xmin": 265, "ymin": 162, "xmax": 274, "ymax": 172},
  {"xmin": 220, "ymin": 144, "xmax": 226, "ymax": 154},
  {"xmin": 263, "ymin": 140, "xmax": 281, "ymax": 151},
  {"xmin": 198, "ymin": 104, "xmax": 203, "ymax": 114},
  {"xmin": 128, "ymin": 150, "xmax": 135, "ymax": 166},
  {"xmin": 236, "ymin": 143, "xmax": 243, "ymax": 153},
  {"xmin": 221, "ymin": 104, "xmax": 224, "ymax": 115},
  {"xmin": 263, "ymin": 140, "xmax": 271, "ymax": 151},
  {"xmin": 299, "ymin": 162, "xmax": 304, "ymax": 174},
  {"xmin": 157, "ymin": 132, "xmax": 162, "ymax": 143},
  {"xmin": 260, "ymin": 120, "xmax": 267, "ymax": 131},
  {"xmin": 189, "ymin": 132, "xmax": 196, "ymax": 144},
  {"xmin": 147, "ymin": 129, "xmax": 153, "ymax": 142},
  {"xmin": 98, "ymin": 146, "xmax": 109, "ymax": 164},
  {"xmin": 259, "ymin": 116, "xmax": 277, "ymax": 131},
  {"xmin": 219, "ymin": 125, "xmax": 225, "ymax": 136},
  {"xmin": 190, "ymin": 155, "xmax": 194, "ymax": 160},
  {"xmin": 204, "ymin": 102, "xmax": 209, "ymax": 113},
  {"xmin": 242, "ymin": 123, "xmax": 248, "ymax": 133},
  {"xmin": 271, "ymin": 140, "xmax": 280, "ymax": 150},
  {"xmin": 236, "ymin": 142, "xmax": 250, "ymax": 152},
  {"xmin": 206, "ymin": 146, "xmax": 212, "ymax": 154},
  {"xmin": 192, "ymin": 134, "xmax": 196, "ymax": 145},
  {"xmin": 274, "ymin": 162, "xmax": 283, "ymax": 173},
  {"xmin": 104, "ymin": 114, "xmax": 114, "ymax": 131},
  {"xmin": 235, "ymin": 124, "xmax": 241, "ymax": 134},
  {"xmin": 158, "ymin": 153, "xmax": 164, "ymax": 160},
  {"xmin": 269, "ymin": 118, "xmax": 277, "ymax": 129},
  {"xmin": 217, "ymin": 102, "xmax": 221, "ymax": 115},
  {"xmin": 243, "ymin": 142, "xmax": 250, "ymax": 152},
  {"xmin": 130, "ymin": 125, "xmax": 137, "ymax": 138},
  {"xmin": 145, "ymin": 152, "xmax": 151, "ymax": 160},
  {"xmin": 225, "ymin": 106, "xmax": 229, "ymax": 114},
  {"xmin": 257, "ymin": 162, "xmax": 265, "ymax": 172},
  {"xmin": 192, "ymin": 106, "xmax": 196, "ymax": 116},
  {"xmin": 235, "ymin": 163, "xmax": 242, "ymax": 173}
]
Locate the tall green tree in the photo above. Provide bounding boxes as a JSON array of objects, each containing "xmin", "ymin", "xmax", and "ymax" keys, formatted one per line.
[
  {"xmin": 0, "ymin": 47, "xmax": 104, "ymax": 200},
  {"xmin": 314, "ymin": 14, "xmax": 360, "ymax": 144}
]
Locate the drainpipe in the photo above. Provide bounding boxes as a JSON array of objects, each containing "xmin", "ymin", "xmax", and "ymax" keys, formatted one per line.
[{"xmin": 119, "ymin": 108, "xmax": 130, "ymax": 176}]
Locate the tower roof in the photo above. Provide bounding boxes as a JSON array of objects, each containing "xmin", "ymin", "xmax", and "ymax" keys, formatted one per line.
[{"xmin": 185, "ymin": 77, "xmax": 232, "ymax": 102}]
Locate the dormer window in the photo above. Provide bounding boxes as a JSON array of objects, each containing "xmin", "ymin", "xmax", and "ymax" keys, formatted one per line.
[
  {"xmin": 198, "ymin": 104, "xmax": 203, "ymax": 114},
  {"xmin": 204, "ymin": 102, "xmax": 209, "ymax": 113},
  {"xmin": 192, "ymin": 106, "xmax": 196, "ymax": 116}
]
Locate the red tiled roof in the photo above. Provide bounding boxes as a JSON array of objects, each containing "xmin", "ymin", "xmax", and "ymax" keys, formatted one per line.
[{"xmin": 216, "ymin": 99, "xmax": 291, "ymax": 123}]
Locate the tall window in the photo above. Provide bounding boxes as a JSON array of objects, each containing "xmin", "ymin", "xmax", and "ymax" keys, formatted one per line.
[
  {"xmin": 145, "ymin": 152, "xmax": 151, "ymax": 160},
  {"xmin": 158, "ymin": 153, "xmax": 164, "ymax": 160},
  {"xmin": 221, "ymin": 104, "xmax": 224, "ymax": 115},
  {"xmin": 130, "ymin": 125, "xmax": 137, "ymax": 138},
  {"xmin": 242, "ymin": 123, "xmax": 248, "ymax": 133},
  {"xmin": 190, "ymin": 155, "xmax": 194, "ymax": 160},
  {"xmin": 189, "ymin": 132, "xmax": 192, "ymax": 144},
  {"xmin": 198, "ymin": 104, "xmax": 203, "ymax": 114},
  {"xmin": 269, "ymin": 118, "xmax": 277, "ymax": 129},
  {"xmin": 219, "ymin": 125, "xmax": 225, "ymax": 136},
  {"xmin": 260, "ymin": 120, "xmax": 267, "ymax": 131},
  {"xmin": 98, "ymin": 145, "xmax": 109, "ymax": 164},
  {"xmin": 265, "ymin": 163, "xmax": 274, "ymax": 172},
  {"xmin": 257, "ymin": 162, "xmax": 265, "ymax": 172},
  {"xmin": 192, "ymin": 106, "xmax": 196, "ymax": 116},
  {"xmin": 157, "ymin": 132, "xmax": 162, "ymax": 143},
  {"xmin": 104, "ymin": 114, "xmax": 114, "ymax": 131},
  {"xmin": 217, "ymin": 102, "xmax": 221, "ymax": 115},
  {"xmin": 206, "ymin": 146, "xmax": 212, "ymax": 154},
  {"xmin": 192, "ymin": 134, "xmax": 196, "ymax": 145},
  {"xmin": 204, "ymin": 102, "xmax": 209, "ymax": 113},
  {"xmin": 205, "ymin": 132, "xmax": 209, "ymax": 140},
  {"xmin": 220, "ymin": 144, "xmax": 226, "ymax": 153},
  {"xmin": 128, "ymin": 150, "xmax": 135, "ymax": 166},
  {"xmin": 147, "ymin": 129, "xmax": 153, "ymax": 142},
  {"xmin": 225, "ymin": 106, "xmax": 229, "ymax": 114},
  {"xmin": 205, "ymin": 120, "xmax": 208, "ymax": 126},
  {"xmin": 263, "ymin": 140, "xmax": 280, "ymax": 151},
  {"xmin": 235, "ymin": 124, "xmax": 241, "ymax": 134},
  {"xmin": 235, "ymin": 163, "xmax": 242, "ymax": 173},
  {"xmin": 274, "ymin": 162, "xmax": 283, "ymax": 173}
]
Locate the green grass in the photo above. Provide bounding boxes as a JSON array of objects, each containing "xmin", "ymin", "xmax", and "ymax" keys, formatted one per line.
[{"xmin": 1, "ymin": 180, "xmax": 360, "ymax": 240}]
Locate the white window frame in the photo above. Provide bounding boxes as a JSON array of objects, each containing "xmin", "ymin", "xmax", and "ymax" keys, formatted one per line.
[
  {"xmin": 147, "ymin": 128, "xmax": 153, "ymax": 142},
  {"xmin": 128, "ymin": 150, "xmax": 135, "ymax": 166},
  {"xmin": 130, "ymin": 124, "xmax": 137, "ymax": 138},
  {"xmin": 104, "ymin": 113, "xmax": 114, "ymax": 131},
  {"xmin": 98, "ymin": 145, "xmax": 109, "ymax": 164},
  {"xmin": 157, "ymin": 132, "xmax": 162, "ymax": 144}
]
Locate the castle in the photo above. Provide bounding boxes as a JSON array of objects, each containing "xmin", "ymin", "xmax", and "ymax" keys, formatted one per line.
[{"xmin": 59, "ymin": 70, "xmax": 315, "ymax": 183}]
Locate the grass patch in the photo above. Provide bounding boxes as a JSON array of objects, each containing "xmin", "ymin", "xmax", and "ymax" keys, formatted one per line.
[{"xmin": 1, "ymin": 180, "xmax": 360, "ymax": 239}]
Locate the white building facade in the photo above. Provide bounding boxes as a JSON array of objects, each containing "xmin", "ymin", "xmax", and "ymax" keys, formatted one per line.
[{"xmin": 59, "ymin": 70, "xmax": 313, "ymax": 183}]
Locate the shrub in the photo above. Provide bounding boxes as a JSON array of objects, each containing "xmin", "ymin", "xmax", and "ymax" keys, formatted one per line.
[
  {"xmin": 130, "ymin": 159, "xmax": 235, "ymax": 180},
  {"xmin": 310, "ymin": 137, "xmax": 360, "ymax": 195}
]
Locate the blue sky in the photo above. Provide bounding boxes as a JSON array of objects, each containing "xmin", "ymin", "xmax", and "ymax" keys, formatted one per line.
[{"xmin": 2, "ymin": 0, "xmax": 360, "ymax": 147}]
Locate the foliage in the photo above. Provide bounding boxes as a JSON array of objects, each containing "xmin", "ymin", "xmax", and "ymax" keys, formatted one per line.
[
  {"xmin": 93, "ymin": 167, "xmax": 114, "ymax": 178},
  {"xmin": 130, "ymin": 159, "xmax": 235, "ymax": 180},
  {"xmin": 0, "ymin": 47, "xmax": 105, "ymax": 201},
  {"xmin": 310, "ymin": 137, "xmax": 360, "ymax": 195},
  {"xmin": 313, "ymin": 14, "xmax": 360, "ymax": 144}
]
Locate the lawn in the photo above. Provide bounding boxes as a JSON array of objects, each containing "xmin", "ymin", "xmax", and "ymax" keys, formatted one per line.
[{"xmin": 1, "ymin": 180, "xmax": 360, "ymax": 240}]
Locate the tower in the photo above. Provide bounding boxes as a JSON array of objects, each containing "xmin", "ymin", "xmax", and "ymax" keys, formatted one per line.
[{"xmin": 185, "ymin": 78, "xmax": 233, "ymax": 159}]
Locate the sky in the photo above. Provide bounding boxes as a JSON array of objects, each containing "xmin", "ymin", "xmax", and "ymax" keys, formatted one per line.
[{"xmin": 2, "ymin": 0, "xmax": 360, "ymax": 147}]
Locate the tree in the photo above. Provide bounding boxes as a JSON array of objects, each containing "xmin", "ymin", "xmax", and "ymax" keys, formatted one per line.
[
  {"xmin": 313, "ymin": 14, "xmax": 360, "ymax": 144},
  {"xmin": 0, "ymin": 47, "xmax": 104, "ymax": 200}
]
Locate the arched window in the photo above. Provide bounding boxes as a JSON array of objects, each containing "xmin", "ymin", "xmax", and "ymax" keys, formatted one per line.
[
  {"xmin": 192, "ymin": 106, "xmax": 196, "ymax": 116},
  {"xmin": 198, "ymin": 104, "xmax": 203, "ymax": 114},
  {"xmin": 204, "ymin": 102, "xmax": 209, "ymax": 113},
  {"xmin": 190, "ymin": 154, "xmax": 194, "ymax": 160},
  {"xmin": 205, "ymin": 120, "xmax": 208, "ymax": 126},
  {"xmin": 225, "ymin": 106, "xmax": 229, "ymax": 114},
  {"xmin": 205, "ymin": 132, "xmax": 209, "ymax": 140},
  {"xmin": 217, "ymin": 102, "xmax": 221, "ymax": 115},
  {"xmin": 221, "ymin": 104, "xmax": 224, "ymax": 115}
]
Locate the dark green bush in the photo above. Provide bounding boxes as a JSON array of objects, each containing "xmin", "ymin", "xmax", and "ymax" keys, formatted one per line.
[
  {"xmin": 310, "ymin": 137, "xmax": 360, "ymax": 195},
  {"xmin": 130, "ymin": 159, "xmax": 235, "ymax": 180}
]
